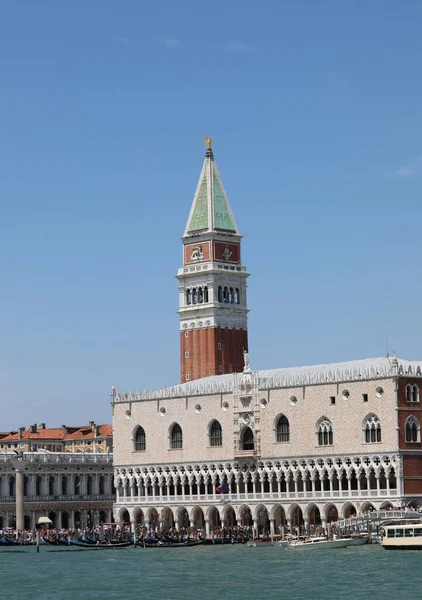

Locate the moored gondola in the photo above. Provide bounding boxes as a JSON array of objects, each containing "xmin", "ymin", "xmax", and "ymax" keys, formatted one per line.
[{"xmin": 70, "ymin": 540, "xmax": 131, "ymax": 549}]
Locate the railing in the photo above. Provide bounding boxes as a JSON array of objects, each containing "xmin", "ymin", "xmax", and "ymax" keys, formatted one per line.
[
  {"xmin": 0, "ymin": 494, "xmax": 115, "ymax": 503},
  {"xmin": 0, "ymin": 452, "xmax": 113, "ymax": 464},
  {"xmin": 117, "ymin": 488, "xmax": 398, "ymax": 504}
]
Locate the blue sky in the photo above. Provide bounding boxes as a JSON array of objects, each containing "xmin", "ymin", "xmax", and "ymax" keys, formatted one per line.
[{"xmin": 1, "ymin": 1, "xmax": 422, "ymax": 430}]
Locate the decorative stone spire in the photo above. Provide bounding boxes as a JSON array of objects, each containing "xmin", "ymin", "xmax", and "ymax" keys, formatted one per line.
[{"xmin": 183, "ymin": 138, "xmax": 239, "ymax": 237}]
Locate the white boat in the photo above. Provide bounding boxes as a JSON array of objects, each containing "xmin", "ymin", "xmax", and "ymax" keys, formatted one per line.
[
  {"xmin": 380, "ymin": 523, "xmax": 422, "ymax": 550},
  {"xmin": 287, "ymin": 536, "xmax": 352, "ymax": 550},
  {"xmin": 349, "ymin": 534, "xmax": 369, "ymax": 546},
  {"xmin": 247, "ymin": 540, "xmax": 274, "ymax": 547}
]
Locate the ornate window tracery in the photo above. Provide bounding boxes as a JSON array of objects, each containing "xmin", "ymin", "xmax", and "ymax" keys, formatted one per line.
[
  {"xmin": 405, "ymin": 416, "xmax": 420, "ymax": 443},
  {"xmin": 364, "ymin": 415, "xmax": 382, "ymax": 443},
  {"xmin": 317, "ymin": 419, "xmax": 333, "ymax": 446},
  {"xmin": 406, "ymin": 384, "xmax": 419, "ymax": 403}
]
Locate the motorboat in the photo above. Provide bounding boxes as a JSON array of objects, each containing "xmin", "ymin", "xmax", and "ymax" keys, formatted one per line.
[
  {"xmin": 141, "ymin": 539, "xmax": 204, "ymax": 548},
  {"xmin": 380, "ymin": 523, "xmax": 422, "ymax": 550},
  {"xmin": 287, "ymin": 536, "xmax": 352, "ymax": 550},
  {"xmin": 247, "ymin": 538, "xmax": 274, "ymax": 548},
  {"xmin": 349, "ymin": 534, "xmax": 369, "ymax": 546}
]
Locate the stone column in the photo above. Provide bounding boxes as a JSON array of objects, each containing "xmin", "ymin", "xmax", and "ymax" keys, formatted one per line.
[
  {"xmin": 205, "ymin": 518, "xmax": 210, "ymax": 538},
  {"xmin": 12, "ymin": 459, "xmax": 30, "ymax": 532},
  {"xmin": 253, "ymin": 519, "xmax": 258, "ymax": 539},
  {"xmin": 269, "ymin": 519, "xmax": 275, "ymax": 539}
]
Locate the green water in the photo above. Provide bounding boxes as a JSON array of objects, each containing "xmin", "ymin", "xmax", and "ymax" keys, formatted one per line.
[{"xmin": 0, "ymin": 544, "xmax": 420, "ymax": 600}]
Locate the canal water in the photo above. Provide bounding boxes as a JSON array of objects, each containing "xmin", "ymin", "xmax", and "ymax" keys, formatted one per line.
[{"xmin": 0, "ymin": 544, "xmax": 420, "ymax": 599}]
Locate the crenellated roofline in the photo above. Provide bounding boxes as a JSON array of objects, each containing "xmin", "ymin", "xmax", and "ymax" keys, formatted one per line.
[{"xmin": 110, "ymin": 356, "xmax": 422, "ymax": 404}]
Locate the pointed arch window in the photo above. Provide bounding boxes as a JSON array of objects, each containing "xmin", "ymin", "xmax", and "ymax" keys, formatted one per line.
[
  {"xmin": 170, "ymin": 424, "xmax": 183, "ymax": 449},
  {"xmin": 235, "ymin": 288, "xmax": 240, "ymax": 304},
  {"xmin": 134, "ymin": 426, "xmax": 146, "ymax": 451},
  {"xmin": 204, "ymin": 286, "xmax": 209, "ymax": 303},
  {"xmin": 317, "ymin": 419, "xmax": 333, "ymax": 446},
  {"xmin": 276, "ymin": 415, "xmax": 290, "ymax": 442},
  {"xmin": 186, "ymin": 289, "xmax": 192, "ymax": 305},
  {"xmin": 192, "ymin": 288, "xmax": 198, "ymax": 304},
  {"xmin": 241, "ymin": 427, "xmax": 254, "ymax": 451},
  {"xmin": 210, "ymin": 420, "xmax": 222, "ymax": 447},
  {"xmin": 405, "ymin": 416, "xmax": 420, "ymax": 443},
  {"xmin": 223, "ymin": 287, "xmax": 229, "ymax": 303},
  {"xmin": 218, "ymin": 286, "xmax": 223, "ymax": 302},
  {"xmin": 406, "ymin": 384, "xmax": 419, "ymax": 403},
  {"xmin": 364, "ymin": 415, "xmax": 382, "ymax": 443},
  {"xmin": 198, "ymin": 287, "xmax": 204, "ymax": 303}
]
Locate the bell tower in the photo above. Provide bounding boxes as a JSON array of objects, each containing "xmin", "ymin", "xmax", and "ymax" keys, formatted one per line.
[{"xmin": 176, "ymin": 138, "xmax": 249, "ymax": 383}]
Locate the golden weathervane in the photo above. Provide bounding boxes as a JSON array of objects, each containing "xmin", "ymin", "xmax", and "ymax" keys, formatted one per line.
[{"xmin": 204, "ymin": 136, "xmax": 212, "ymax": 149}]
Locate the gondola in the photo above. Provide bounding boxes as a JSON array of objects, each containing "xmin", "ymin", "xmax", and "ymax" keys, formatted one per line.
[{"xmin": 70, "ymin": 540, "xmax": 131, "ymax": 549}]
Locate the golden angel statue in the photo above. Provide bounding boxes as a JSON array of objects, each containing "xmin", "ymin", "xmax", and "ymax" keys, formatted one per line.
[{"xmin": 204, "ymin": 136, "xmax": 212, "ymax": 149}]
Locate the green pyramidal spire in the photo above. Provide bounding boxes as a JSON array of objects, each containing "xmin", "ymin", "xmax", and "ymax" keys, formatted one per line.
[{"xmin": 184, "ymin": 139, "xmax": 239, "ymax": 236}]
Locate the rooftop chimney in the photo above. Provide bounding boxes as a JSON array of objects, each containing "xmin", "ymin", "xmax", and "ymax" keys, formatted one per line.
[
  {"xmin": 18, "ymin": 426, "xmax": 25, "ymax": 440},
  {"xmin": 30, "ymin": 424, "xmax": 37, "ymax": 434},
  {"xmin": 39, "ymin": 423, "xmax": 46, "ymax": 430}
]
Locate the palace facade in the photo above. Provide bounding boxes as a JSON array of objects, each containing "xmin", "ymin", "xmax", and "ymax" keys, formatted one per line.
[
  {"xmin": 111, "ymin": 140, "xmax": 422, "ymax": 536},
  {"xmin": 0, "ymin": 424, "xmax": 114, "ymax": 529}
]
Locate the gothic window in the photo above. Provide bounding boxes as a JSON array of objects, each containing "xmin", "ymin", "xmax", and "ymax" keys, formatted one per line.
[
  {"xmin": 223, "ymin": 287, "xmax": 229, "ymax": 303},
  {"xmin": 229, "ymin": 287, "xmax": 234, "ymax": 303},
  {"xmin": 235, "ymin": 288, "xmax": 240, "ymax": 304},
  {"xmin": 204, "ymin": 286, "xmax": 209, "ymax": 303},
  {"xmin": 192, "ymin": 288, "xmax": 198, "ymax": 304},
  {"xmin": 405, "ymin": 416, "xmax": 420, "ymax": 443},
  {"xmin": 241, "ymin": 427, "xmax": 254, "ymax": 451},
  {"xmin": 406, "ymin": 384, "xmax": 419, "ymax": 403},
  {"xmin": 317, "ymin": 418, "xmax": 333, "ymax": 446},
  {"xmin": 170, "ymin": 424, "xmax": 183, "ymax": 449},
  {"xmin": 134, "ymin": 426, "xmax": 146, "ymax": 451},
  {"xmin": 210, "ymin": 420, "xmax": 222, "ymax": 447},
  {"xmin": 218, "ymin": 286, "xmax": 223, "ymax": 302},
  {"xmin": 198, "ymin": 287, "xmax": 204, "ymax": 303},
  {"xmin": 364, "ymin": 415, "xmax": 382, "ymax": 443},
  {"xmin": 186, "ymin": 289, "xmax": 192, "ymax": 305},
  {"xmin": 276, "ymin": 415, "xmax": 290, "ymax": 442}
]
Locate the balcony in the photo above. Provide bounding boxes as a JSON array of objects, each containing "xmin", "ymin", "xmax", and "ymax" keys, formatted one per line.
[
  {"xmin": 0, "ymin": 452, "xmax": 113, "ymax": 465},
  {"xmin": 0, "ymin": 494, "xmax": 115, "ymax": 503}
]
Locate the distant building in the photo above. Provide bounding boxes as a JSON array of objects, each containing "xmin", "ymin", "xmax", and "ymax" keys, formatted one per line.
[
  {"xmin": 0, "ymin": 422, "xmax": 112, "ymax": 454},
  {"xmin": 112, "ymin": 141, "xmax": 422, "ymax": 536},
  {"xmin": 0, "ymin": 423, "xmax": 114, "ymax": 529}
]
